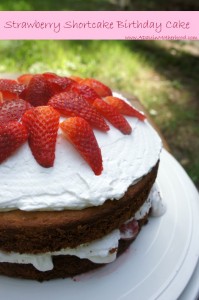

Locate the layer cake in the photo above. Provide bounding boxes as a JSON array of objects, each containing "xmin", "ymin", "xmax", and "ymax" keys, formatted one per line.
[{"xmin": 0, "ymin": 74, "xmax": 163, "ymax": 280}]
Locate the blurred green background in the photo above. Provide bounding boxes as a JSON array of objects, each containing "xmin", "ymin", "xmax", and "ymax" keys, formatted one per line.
[
  {"xmin": 0, "ymin": 0, "xmax": 199, "ymax": 11},
  {"xmin": 0, "ymin": 1, "xmax": 198, "ymax": 187}
]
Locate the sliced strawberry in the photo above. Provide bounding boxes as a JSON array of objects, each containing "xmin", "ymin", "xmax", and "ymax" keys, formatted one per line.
[
  {"xmin": 22, "ymin": 106, "xmax": 60, "ymax": 167},
  {"xmin": 46, "ymin": 76, "xmax": 76, "ymax": 96},
  {"xmin": 17, "ymin": 74, "xmax": 33, "ymax": 86},
  {"xmin": 20, "ymin": 74, "xmax": 53, "ymax": 107},
  {"xmin": 69, "ymin": 76, "xmax": 83, "ymax": 83},
  {"xmin": 81, "ymin": 78, "xmax": 112, "ymax": 97},
  {"xmin": 0, "ymin": 99, "xmax": 32, "ymax": 124},
  {"xmin": 43, "ymin": 72, "xmax": 77, "ymax": 96},
  {"xmin": 48, "ymin": 91, "xmax": 109, "ymax": 132},
  {"xmin": 72, "ymin": 84, "xmax": 100, "ymax": 105},
  {"xmin": 60, "ymin": 117, "xmax": 103, "ymax": 175},
  {"xmin": 42, "ymin": 72, "xmax": 58, "ymax": 79},
  {"xmin": 0, "ymin": 92, "xmax": 3, "ymax": 107},
  {"xmin": 0, "ymin": 121, "xmax": 28, "ymax": 163},
  {"xmin": 105, "ymin": 96, "xmax": 146, "ymax": 121},
  {"xmin": 0, "ymin": 79, "xmax": 25, "ymax": 100},
  {"xmin": 92, "ymin": 98, "xmax": 132, "ymax": 135}
]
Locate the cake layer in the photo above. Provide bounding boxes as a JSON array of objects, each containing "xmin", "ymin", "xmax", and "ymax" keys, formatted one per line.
[
  {"xmin": 0, "ymin": 163, "xmax": 158, "ymax": 254},
  {"xmin": 0, "ymin": 182, "xmax": 165, "ymax": 273},
  {"xmin": 0, "ymin": 240, "xmax": 134, "ymax": 281},
  {"xmin": 0, "ymin": 217, "xmax": 148, "ymax": 281}
]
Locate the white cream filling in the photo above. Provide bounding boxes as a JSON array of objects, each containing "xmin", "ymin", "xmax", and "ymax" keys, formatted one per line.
[
  {"xmin": 0, "ymin": 184, "xmax": 166, "ymax": 272},
  {"xmin": 0, "ymin": 93, "xmax": 162, "ymax": 212},
  {"xmin": 135, "ymin": 182, "xmax": 166, "ymax": 219},
  {"xmin": 0, "ymin": 230, "xmax": 120, "ymax": 272}
]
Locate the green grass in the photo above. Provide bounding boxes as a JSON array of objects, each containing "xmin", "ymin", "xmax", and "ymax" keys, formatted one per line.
[
  {"xmin": 0, "ymin": 40, "xmax": 198, "ymax": 187},
  {"xmin": 0, "ymin": 0, "xmax": 117, "ymax": 11},
  {"xmin": 0, "ymin": 0, "xmax": 198, "ymax": 11}
]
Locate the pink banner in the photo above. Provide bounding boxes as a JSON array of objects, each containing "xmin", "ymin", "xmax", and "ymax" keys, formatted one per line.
[{"xmin": 0, "ymin": 11, "xmax": 198, "ymax": 40}]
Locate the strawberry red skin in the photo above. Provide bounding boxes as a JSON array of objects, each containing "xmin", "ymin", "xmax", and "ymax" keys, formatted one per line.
[
  {"xmin": 17, "ymin": 74, "xmax": 33, "ymax": 86},
  {"xmin": 43, "ymin": 72, "xmax": 76, "ymax": 87},
  {"xmin": 46, "ymin": 76, "xmax": 76, "ymax": 96},
  {"xmin": 0, "ymin": 99, "xmax": 32, "ymax": 125},
  {"xmin": 0, "ymin": 121, "xmax": 28, "ymax": 163},
  {"xmin": 20, "ymin": 75, "xmax": 53, "ymax": 107},
  {"xmin": 0, "ymin": 92, "xmax": 3, "ymax": 107},
  {"xmin": 81, "ymin": 78, "xmax": 112, "ymax": 98},
  {"xmin": 22, "ymin": 106, "xmax": 60, "ymax": 167},
  {"xmin": 69, "ymin": 76, "xmax": 83, "ymax": 83},
  {"xmin": 0, "ymin": 79, "xmax": 25, "ymax": 101},
  {"xmin": 60, "ymin": 117, "xmax": 103, "ymax": 175},
  {"xmin": 92, "ymin": 98, "xmax": 132, "ymax": 135},
  {"xmin": 20, "ymin": 74, "xmax": 76, "ymax": 106},
  {"xmin": 105, "ymin": 96, "xmax": 146, "ymax": 121},
  {"xmin": 42, "ymin": 72, "xmax": 58, "ymax": 79},
  {"xmin": 48, "ymin": 91, "xmax": 109, "ymax": 132},
  {"xmin": 72, "ymin": 84, "xmax": 100, "ymax": 105}
]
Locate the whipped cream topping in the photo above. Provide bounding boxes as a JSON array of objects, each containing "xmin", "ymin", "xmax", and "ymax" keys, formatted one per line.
[
  {"xmin": 0, "ymin": 183, "xmax": 166, "ymax": 271},
  {"xmin": 0, "ymin": 93, "xmax": 162, "ymax": 211}
]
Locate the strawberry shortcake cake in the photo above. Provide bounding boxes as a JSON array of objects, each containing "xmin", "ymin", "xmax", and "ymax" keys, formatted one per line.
[{"xmin": 0, "ymin": 73, "xmax": 163, "ymax": 280}]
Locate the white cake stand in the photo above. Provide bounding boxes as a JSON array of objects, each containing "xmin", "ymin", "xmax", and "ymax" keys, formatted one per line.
[{"xmin": 0, "ymin": 149, "xmax": 199, "ymax": 300}]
